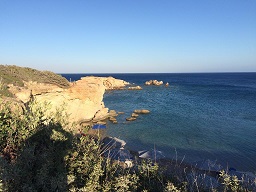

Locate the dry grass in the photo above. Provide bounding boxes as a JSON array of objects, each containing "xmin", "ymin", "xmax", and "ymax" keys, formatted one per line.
[{"xmin": 0, "ymin": 65, "xmax": 70, "ymax": 97}]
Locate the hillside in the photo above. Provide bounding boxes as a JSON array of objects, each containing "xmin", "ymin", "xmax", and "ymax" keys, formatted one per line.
[{"xmin": 0, "ymin": 65, "xmax": 70, "ymax": 97}]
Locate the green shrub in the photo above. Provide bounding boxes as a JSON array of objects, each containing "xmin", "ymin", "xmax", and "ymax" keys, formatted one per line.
[
  {"xmin": 219, "ymin": 170, "xmax": 247, "ymax": 192},
  {"xmin": 0, "ymin": 99, "xmax": 255, "ymax": 191},
  {"xmin": 0, "ymin": 100, "xmax": 73, "ymax": 191},
  {"xmin": 0, "ymin": 100, "xmax": 140, "ymax": 191}
]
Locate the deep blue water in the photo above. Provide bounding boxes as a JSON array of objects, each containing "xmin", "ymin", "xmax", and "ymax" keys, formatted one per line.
[{"xmin": 62, "ymin": 73, "xmax": 256, "ymax": 172}]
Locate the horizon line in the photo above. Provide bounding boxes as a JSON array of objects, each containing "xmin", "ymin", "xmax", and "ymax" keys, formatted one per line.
[{"xmin": 58, "ymin": 71, "xmax": 256, "ymax": 74}]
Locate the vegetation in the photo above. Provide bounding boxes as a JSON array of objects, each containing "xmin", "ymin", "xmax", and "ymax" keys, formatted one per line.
[
  {"xmin": 0, "ymin": 65, "xmax": 70, "ymax": 97},
  {"xmin": 0, "ymin": 99, "xmax": 255, "ymax": 191}
]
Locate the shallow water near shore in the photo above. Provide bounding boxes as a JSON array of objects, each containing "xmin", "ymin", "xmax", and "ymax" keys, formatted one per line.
[{"xmin": 62, "ymin": 73, "xmax": 256, "ymax": 172}]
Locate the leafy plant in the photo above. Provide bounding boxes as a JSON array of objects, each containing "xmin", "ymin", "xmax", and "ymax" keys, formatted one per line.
[
  {"xmin": 219, "ymin": 170, "xmax": 243, "ymax": 192},
  {"xmin": 0, "ymin": 99, "xmax": 255, "ymax": 191}
]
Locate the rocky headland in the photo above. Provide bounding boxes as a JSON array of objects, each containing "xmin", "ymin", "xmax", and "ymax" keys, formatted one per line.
[
  {"xmin": 0, "ymin": 65, "xmax": 129, "ymax": 125},
  {"xmin": 12, "ymin": 76, "xmax": 129, "ymax": 124}
]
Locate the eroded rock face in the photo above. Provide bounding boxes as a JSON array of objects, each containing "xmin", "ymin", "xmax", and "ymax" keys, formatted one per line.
[
  {"xmin": 101, "ymin": 76, "xmax": 129, "ymax": 90},
  {"xmin": 9, "ymin": 76, "xmax": 129, "ymax": 124}
]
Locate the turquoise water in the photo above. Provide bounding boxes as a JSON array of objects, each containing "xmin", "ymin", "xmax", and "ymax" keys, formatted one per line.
[{"xmin": 62, "ymin": 73, "xmax": 256, "ymax": 172}]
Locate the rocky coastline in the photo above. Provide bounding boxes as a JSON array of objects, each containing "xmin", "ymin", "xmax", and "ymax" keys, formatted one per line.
[
  {"xmin": 6, "ymin": 75, "xmax": 129, "ymax": 125},
  {"xmin": 2, "ymin": 67, "xmax": 255, "ymax": 190},
  {"xmin": 1, "ymin": 65, "xmax": 154, "ymax": 129}
]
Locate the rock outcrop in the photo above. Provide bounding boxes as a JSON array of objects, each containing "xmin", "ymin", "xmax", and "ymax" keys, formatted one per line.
[
  {"xmin": 131, "ymin": 113, "xmax": 139, "ymax": 117},
  {"xmin": 102, "ymin": 77, "xmax": 129, "ymax": 90},
  {"xmin": 108, "ymin": 110, "xmax": 118, "ymax": 123},
  {"xmin": 126, "ymin": 117, "xmax": 136, "ymax": 121},
  {"xmin": 128, "ymin": 86, "xmax": 142, "ymax": 90},
  {"xmin": 9, "ymin": 76, "xmax": 129, "ymax": 124},
  {"xmin": 125, "ymin": 110, "xmax": 150, "ymax": 122},
  {"xmin": 134, "ymin": 109, "xmax": 150, "ymax": 114},
  {"xmin": 145, "ymin": 80, "xmax": 163, "ymax": 86}
]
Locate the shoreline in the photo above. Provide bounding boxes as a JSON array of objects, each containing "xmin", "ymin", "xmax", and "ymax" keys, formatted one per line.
[
  {"xmin": 3, "ymin": 68, "xmax": 256, "ymax": 178},
  {"xmin": 71, "ymin": 75, "xmax": 256, "ymax": 176}
]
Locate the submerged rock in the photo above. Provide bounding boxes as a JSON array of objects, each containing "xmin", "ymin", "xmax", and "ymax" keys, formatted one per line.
[
  {"xmin": 126, "ymin": 117, "xmax": 137, "ymax": 121},
  {"xmin": 128, "ymin": 86, "xmax": 142, "ymax": 90}
]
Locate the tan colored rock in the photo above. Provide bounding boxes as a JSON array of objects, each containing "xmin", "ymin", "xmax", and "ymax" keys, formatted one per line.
[
  {"xmin": 145, "ymin": 80, "xmax": 163, "ymax": 86},
  {"xmin": 145, "ymin": 80, "xmax": 153, "ymax": 85},
  {"xmin": 109, "ymin": 117, "xmax": 117, "ymax": 122},
  {"xmin": 131, "ymin": 113, "xmax": 139, "ymax": 117},
  {"xmin": 109, "ymin": 116, "xmax": 118, "ymax": 124},
  {"xmin": 109, "ymin": 116, "xmax": 116, "ymax": 121},
  {"xmin": 109, "ymin": 110, "xmax": 118, "ymax": 117},
  {"xmin": 134, "ymin": 109, "xmax": 150, "ymax": 114},
  {"xmin": 153, "ymin": 80, "xmax": 163, "ymax": 86},
  {"xmin": 8, "ymin": 76, "xmax": 129, "ymax": 124},
  {"xmin": 126, "ymin": 117, "xmax": 136, "ymax": 121},
  {"xmin": 101, "ymin": 76, "xmax": 129, "ymax": 90},
  {"xmin": 9, "ymin": 81, "xmax": 64, "ymax": 103},
  {"xmin": 96, "ymin": 121, "xmax": 107, "ymax": 125},
  {"xmin": 128, "ymin": 86, "xmax": 142, "ymax": 90}
]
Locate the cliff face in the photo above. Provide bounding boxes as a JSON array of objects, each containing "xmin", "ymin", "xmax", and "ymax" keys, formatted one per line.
[{"xmin": 9, "ymin": 76, "xmax": 129, "ymax": 123}]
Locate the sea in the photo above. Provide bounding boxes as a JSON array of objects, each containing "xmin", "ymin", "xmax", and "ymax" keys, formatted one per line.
[{"xmin": 62, "ymin": 73, "xmax": 256, "ymax": 172}]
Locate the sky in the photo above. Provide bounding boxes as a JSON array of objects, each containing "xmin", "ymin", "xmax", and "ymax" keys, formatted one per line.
[{"xmin": 0, "ymin": 0, "xmax": 255, "ymax": 73}]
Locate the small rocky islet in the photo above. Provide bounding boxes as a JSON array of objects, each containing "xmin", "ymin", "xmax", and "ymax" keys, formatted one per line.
[{"xmin": 145, "ymin": 79, "xmax": 169, "ymax": 86}]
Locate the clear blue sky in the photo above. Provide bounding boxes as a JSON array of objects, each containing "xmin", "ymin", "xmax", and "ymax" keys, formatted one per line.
[{"xmin": 0, "ymin": 0, "xmax": 255, "ymax": 73}]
